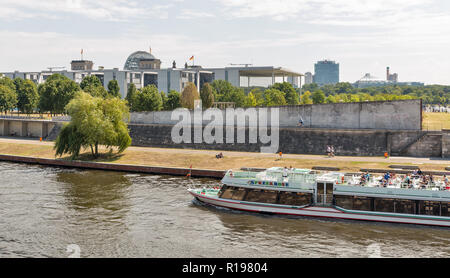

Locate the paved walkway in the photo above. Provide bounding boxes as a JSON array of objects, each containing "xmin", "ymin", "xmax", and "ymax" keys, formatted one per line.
[{"xmin": 1, "ymin": 137, "xmax": 448, "ymax": 165}]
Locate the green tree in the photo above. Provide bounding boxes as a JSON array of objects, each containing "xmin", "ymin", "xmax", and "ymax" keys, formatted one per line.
[
  {"xmin": 125, "ymin": 83, "xmax": 137, "ymax": 111},
  {"xmin": 271, "ymin": 82, "xmax": 299, "ymax": 105},
  {"xmin": 135, "ymin": 85, "xmax": 163, "ymax": 111},
  {"xmin": 210, "ymin": 80, "xmax": 246, "ymax": 107},
  {"xmin": 160, "ymin": 91, "xmax": 168, "ymax": 110},
  {"xmin": 15, "ymin": 78, "xmax": 39, "ymax": 114},
  {"xmin": 107, "ymin": 80, "xmax": 121, "ymax": 98},
  {"xmin": 80, "ymin": 75, "xmax": 107, "ymax": 98},
  {"xmin": 0, "ymin": 76, "xmax": 16, "ymax": 92},
  {"xmin": 181, "ymin": 82, "xmax": 200, "ymax": 110},
  {"xmin": 0, "ymin": 84, "xmax": 17, "ymax": 114},
  {"xmin": 263, "ymin": 89, "xmax": 287, "ymax": 106},
  {"xmin": 200, "ymin": 83, "xmax": 214, "ymax": 109},
  {"xmin": 38, "ymin": 74, "xmax": 81, "ymax": 115},
  {"xmin": 300, "ymin": 91, "xmax": 313, "ymax": 105},
  {"xmin": 244, "ymin": 92, "xmax": 257, "ymax": 107},
  {"xmin": 165, "ymin": 90, "xmax": 181, "ymax": 110},
  {"xmin": 312, "ymin": 90, "xmax": 326, "ymax": 104},
  {"xmin": 54, "ymin": 92, "xmax": 131, "ymax": 159}
]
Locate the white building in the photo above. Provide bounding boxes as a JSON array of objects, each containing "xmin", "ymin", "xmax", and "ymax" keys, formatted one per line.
[{"xmin": 1, "ymin": 50, "xmax": 303, "ymax": 98}]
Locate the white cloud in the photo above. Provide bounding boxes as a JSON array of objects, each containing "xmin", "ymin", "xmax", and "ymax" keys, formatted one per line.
[
  {"xmin": 177, "ymin": 9, "xmax": 215, "ymax": 19},
  {"xmin": 0, "ymin": 0, "xmax": 173, "ymax": 21}
]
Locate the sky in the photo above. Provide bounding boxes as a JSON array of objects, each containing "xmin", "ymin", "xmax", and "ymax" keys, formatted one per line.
[{"xmin": 0, "ymin": 0, "xmax": 449, "ymax": 85}]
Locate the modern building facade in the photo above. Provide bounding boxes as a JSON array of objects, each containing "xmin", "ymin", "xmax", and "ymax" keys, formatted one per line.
[
  {"xmin": 313, "ymin": 60, "xmax": 339, "ymax": 86},
  {"xmin": 304, "ymin": 72, "xmax": 313, "ymax": 84},
  {"xmin": 1, "ymin": 50, "xmax": 303, "ymax": 99}
]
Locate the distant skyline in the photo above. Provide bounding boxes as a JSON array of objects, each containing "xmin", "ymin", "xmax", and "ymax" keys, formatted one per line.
[{"xmin": 0, "ymin": 0, "xmax": 449, "ymax": 85}]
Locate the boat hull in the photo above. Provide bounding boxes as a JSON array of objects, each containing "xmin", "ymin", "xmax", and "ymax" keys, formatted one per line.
[{"xmin": 189, "ymin": 191, "xmax": 450, "ymax": 228}]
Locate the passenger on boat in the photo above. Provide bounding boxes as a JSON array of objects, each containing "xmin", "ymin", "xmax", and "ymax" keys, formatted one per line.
[
  {"xmin": 404, "ymin": 174, "xmax": 412, "ymax": 188},
  {"xmin": 360, "ymin": 173, "xmax": 366, "ymax": 186},
  {"xmin": 282, "ymin": 167, "xmax": 288, "ymax": 179},
  {"xmin": 417, "ymin": 168, "xmax": 423, "ymax": 176}
]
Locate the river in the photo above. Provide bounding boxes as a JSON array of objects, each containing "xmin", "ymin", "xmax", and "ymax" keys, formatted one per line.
[{"xmin": 0, "ymin": 162, "xmax": 449, "ymax": 258}]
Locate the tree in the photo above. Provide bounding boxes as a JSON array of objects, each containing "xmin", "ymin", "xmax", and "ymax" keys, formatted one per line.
[
  {"xmin": 244, "ymin": 92, "xmax": 257, "ymax": 107},
  {"xmin": 210, "ymin": 80, "xmax": 245, "ymax": 107},
  {"xmin": 180, "ymin": 82, "xmax": 200, "ymax": 110},
  {"xmin": 0, "ymin": 84, "xmax": 17, "ymax": 114},
  {"xmin": 38, "ymin": 74, "xmax": 81, "ymax": 115},
  {"xmin": 125, "ymin": 83, "xmax": 137, "ymax": 111},
  {"xmin": 300, "ymin": 91, "xmax": 313, "ymax": 105},
  {"xmin": 263, "ymin": 89, "xmax": 287, "ymax": 106},
  {"xmin": 135, "ymin": 85, "xmax": 163, "ymax": 111},
  {"xmin": 160, "ymin": 91, "xmax": 168, "ymax": 110},
  {"xmin": 0, "ymin": 76, "xmax": 16, "ymax": 92},
  {"xmin": 200, "ymin": 83, "xmax": 215, "ymax": 109},
  {"xmin": 15, "ymin": 78, "xmax": 39, "ymax": 114},
  {"xmin": 80, "ymin": 75, "xmax": 107, "ymax": 98},
  {"xmin": 165, "ymin": 90, "xmax": 181, "ymax": 110},
  {"xmin": 54, "ymin": 92, "xmax": 131, "ymax": 159},
  {"xmin": 271, "ymin": 82, "xmax": 299, "ymax": 105},
  {"xmin": 107, "ymin": 80, "xmax": 121, "ymax": 98},
  {"xmin": 312, "ymin": 90, "xmax": 326, "ymax": 104}
]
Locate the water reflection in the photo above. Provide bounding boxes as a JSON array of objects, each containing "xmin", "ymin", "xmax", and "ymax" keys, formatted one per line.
[{"xmin": 57, "ymin": 169, "xmax": 132, "ymax": 211}]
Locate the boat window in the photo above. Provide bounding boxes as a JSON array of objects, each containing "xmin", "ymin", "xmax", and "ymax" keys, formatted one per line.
[
  {"xmin": 231, "ymin": 187, "xmax": 247, "ymax": 201},
  {"xmin": 220, "ymin": 186, "xmax": 237, "ymax": 199},
  {"xmin": 418, "ymin": 201, "xmax": 441, "ymax": 216},
  {"xmin": 352, "ymin": 197, "xmax": 372, "ymax": 211},
  {"xmin": 441, "ymin": 203, "xmax": 450, "ymax": 217},
  {"xmin": 374, "ymin": 198, "xmax": 395, "ymax": 213},
  {"xmin": 335, "ymin": 195, "xmax": 353, "ymax": 210},
  {"xmin": 244, "ymin": 189, "xmax": 278, "ymax": 204},
  {"xmin": 394, "ymin": 199, "xmax": 415, "ymax": 214},
  {"xmin": 278, "ymin": 192, "xmax": 312, "ymax": 206},
  {"xmin": 326, "ymin": 183, "xmax": 334, "ymax": 195}
]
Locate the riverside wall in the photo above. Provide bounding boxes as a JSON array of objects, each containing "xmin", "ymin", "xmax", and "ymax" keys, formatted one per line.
[
  {"xmin": 128, "ymin": 124, "xmax": 448, "ymax": 158},
  {"xmin": 130, "ymin": 99, "xmax": 422, "ymax": 130}
]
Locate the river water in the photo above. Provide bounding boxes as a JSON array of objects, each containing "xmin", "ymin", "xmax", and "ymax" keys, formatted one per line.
[{"xmin": 0, "ymin": 162, "xmax": 449, "ymax": 258}]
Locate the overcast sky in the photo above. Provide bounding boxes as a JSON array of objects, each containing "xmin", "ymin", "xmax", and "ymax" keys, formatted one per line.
[{"xmin": 0, "ymin": 0, "xmax": 449, "ymax": 85}]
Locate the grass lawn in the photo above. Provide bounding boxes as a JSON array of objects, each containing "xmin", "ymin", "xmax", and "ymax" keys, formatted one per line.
[
  {"xmin": 0, "ymin": 140, "xmax": 448, "ymax": 173},
  {"xmin": 423, "ymin": 112, "xmax": 450, "ymax": 131}
]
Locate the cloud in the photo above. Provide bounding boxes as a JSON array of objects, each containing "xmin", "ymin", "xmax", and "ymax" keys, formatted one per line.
[
  {"xmin": 176, "ymin": 9, "xmax": 215, "ymax": 19},
  {"xmin": 0, "ymin": 0, "xmax": 173, "ymax": 21}
]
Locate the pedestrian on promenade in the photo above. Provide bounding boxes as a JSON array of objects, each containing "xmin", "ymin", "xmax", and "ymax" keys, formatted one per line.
[{"xmin": 298, "ymin": 117, "xmax": 304, "ymax": 127}]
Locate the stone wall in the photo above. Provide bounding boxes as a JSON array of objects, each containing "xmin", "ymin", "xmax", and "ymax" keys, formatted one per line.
[
  {"xmin": 130, "ymin": 99, "xmax": 422, "ymax": 130},
  {"xmin": 128, "ymin": 124, "xmax": 445, "ymax": 157}
]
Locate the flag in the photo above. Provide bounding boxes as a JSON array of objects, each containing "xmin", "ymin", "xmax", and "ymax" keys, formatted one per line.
[{"xmin": 189, "ymin": 55, "xmax": 194, "ymax": 61}]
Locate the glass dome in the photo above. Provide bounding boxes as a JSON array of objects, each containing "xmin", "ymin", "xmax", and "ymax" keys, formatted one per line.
[{"xmin": 124, "ymin": 51, "xmax": 157, "ymax": 70}]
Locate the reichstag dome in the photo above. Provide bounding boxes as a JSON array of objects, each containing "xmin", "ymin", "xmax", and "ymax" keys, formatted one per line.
[{"xmin": 123, "ymin": 51, "xmax": 161, "ymax": 70}]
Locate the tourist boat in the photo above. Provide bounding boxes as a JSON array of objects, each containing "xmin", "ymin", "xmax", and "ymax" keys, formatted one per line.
[{"xmin": 188, "ymin": 167, "xmax": 450, "ymax": 227}]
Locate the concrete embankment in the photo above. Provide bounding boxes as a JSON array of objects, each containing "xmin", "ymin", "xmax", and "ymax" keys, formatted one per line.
[{"xmin": 0, "ymin": 154, "xmax": 225, "ymax": 179}]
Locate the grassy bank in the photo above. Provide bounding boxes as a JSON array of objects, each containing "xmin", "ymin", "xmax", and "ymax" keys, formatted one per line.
[
  {"xmin": 423, "ymin": 112, "xmax": 450, "ymax": 130},
  {"xmin": 0, "ymin": 139, "xmax": 448, "ymax": 173}
]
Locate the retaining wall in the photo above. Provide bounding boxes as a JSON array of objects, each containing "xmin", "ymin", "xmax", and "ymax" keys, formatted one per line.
[{"xmin": 130, "ymin": 99, "xmax": 422, "ymax": 130}]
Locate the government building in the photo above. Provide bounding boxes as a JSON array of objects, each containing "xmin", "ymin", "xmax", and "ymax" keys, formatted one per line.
[{"xmin": 1, "ymin": 50, "xmax": 303, "ymax": 99}]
